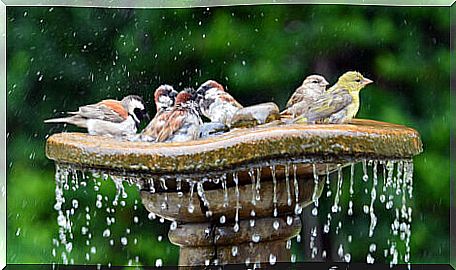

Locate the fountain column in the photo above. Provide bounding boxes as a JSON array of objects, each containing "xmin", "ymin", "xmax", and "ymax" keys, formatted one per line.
[{"xmin": 140, "ymin": 167, "xmax": 324, "ymax": 266}]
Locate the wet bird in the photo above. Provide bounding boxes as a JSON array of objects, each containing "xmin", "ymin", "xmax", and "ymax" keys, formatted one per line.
[
  {"xmin": 281, "ymin": 74, "xmax": 329, "ymax": 117},
  {"xmin": 140, "ymin": 85, "xmax": 178, "ymax": 140},
  {"xmin": 294, "ymin": 71, "xmax": 373, "ymax": 124},
  {"xmin": 153, "ymin": 84, "xmax": 178, "ymax": 112},
  {"xmin": 144, "ymin": 88, "xmax": 203, "ymax": 143},
  {"xmin": 44, "ymin": 95, "xmax": 149, "ymax": 136},
  {"xmin": 196, "ymin": 80, "xmax": 243, "ymax": 127}
]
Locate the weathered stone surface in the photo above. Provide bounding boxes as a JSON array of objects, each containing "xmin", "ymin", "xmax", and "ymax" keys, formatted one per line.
[
  {"xmin": 217, "ymin": 239, "xmax": 292, "ymax": 266},
  {"xmin": 46, "ymin": 119, "xmax": 423, "ymax": 175},
  {"xmin": 178, "ymin": 239, "xmax": 292, "ymax": 266},
  {"xmin": 230, "ymin": 102, "xmax": 280, "ymax": 128},
  {"xmin": 172, "ymin": 217, "xmax": 300, "ymax": 266}
]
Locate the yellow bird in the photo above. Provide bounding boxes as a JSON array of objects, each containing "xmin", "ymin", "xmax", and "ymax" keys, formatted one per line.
[{"xmin": 294, "ymin": 71, "xmax": 373, "ymax": 124}]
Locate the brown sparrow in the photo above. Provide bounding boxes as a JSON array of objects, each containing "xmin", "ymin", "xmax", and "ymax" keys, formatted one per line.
[{"xmin": 44, "ymin": 95, "xmax": 148, "ymax": 137}]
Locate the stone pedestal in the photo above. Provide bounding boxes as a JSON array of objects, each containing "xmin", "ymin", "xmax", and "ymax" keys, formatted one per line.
[
  {"xmin": 169, "ymin": 216, "xmax": 301, "ymax": 266},
  {"xmin": 140, "ymin": 166, "xmax": 324, "ymax": 266}
]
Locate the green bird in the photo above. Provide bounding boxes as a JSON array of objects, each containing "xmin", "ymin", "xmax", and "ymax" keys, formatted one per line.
[{"xmin": 294, "ymin": 71, "xmax": 373, "ymax": 124}]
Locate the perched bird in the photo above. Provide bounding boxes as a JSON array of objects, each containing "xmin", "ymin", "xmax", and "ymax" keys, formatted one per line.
[
  {"xmin": 143, "ymin": 88, "xmax": 203, "ymax": 143},
  {"xmin": 281, "ymin": 75, "xmax": 329, "ymax": 117},
  {"xmin": 153, "ymin": 84, "xmax": 178, "ymax": 112},
  {"xmin": 294, "ymin": 71, "xmax": 373, "ymax": 124},
  {"xmin": 140, "ymin": 85, "xmax": 178, "ymax": 140},
  {"xmin": 196, "ymin": 80, "xmax": 243, "ymax": 127},
  {"xmin": 44, "ymin": 95, "xmax": 149, "ymax": 136}
]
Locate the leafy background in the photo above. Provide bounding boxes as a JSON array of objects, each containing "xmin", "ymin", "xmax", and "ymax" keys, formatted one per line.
[{"xmin": 6, "ymin": 5, "xmax": 450, "ymax": 266}]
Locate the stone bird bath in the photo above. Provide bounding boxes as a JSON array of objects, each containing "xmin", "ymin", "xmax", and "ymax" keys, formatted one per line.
[{"xmin": 45, "ymin": 119, "xmax": 422, "ymax": 266}]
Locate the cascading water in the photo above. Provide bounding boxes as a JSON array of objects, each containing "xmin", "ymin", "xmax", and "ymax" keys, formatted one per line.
[{"xmin": 52, "ymin": 158, "xmax": 414, "ymax": 267}]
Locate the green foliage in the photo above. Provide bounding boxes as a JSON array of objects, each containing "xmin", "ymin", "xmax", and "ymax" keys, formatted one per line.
[{"xmin": 6, "ymin": 5, "xmax": 450, "ymax": 265}]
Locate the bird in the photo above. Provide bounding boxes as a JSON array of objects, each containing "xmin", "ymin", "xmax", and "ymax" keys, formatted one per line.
[
  {"xmin": 281, "ymin": 74, "xmax": 329, "ymax": 117},
  {"xmin": 143, "ymin": 88, "xmax": 203, "ymax": 143},
  {"xmin": 140, "ymin": 85, "xmax": 178, "ymax": 141},
  {"xmin": 153, "ymin": 84, "xmax": 178, "ymax": 112},
  {"xmin": 196, "ymin": 80, "xmax": 243, "ymax": 127},
  {"xmin": 44, "ymin": 95, "xmax": 149, "ymax": 137},
  {"xmin": 293, "ymin": 71, "xmax": 373, "ymax": 124}
]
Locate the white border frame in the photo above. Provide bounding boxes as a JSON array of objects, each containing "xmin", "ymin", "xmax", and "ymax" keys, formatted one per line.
[{"xmin": 0, "ymin": 1, "xmax": 6, "ymax": 269}]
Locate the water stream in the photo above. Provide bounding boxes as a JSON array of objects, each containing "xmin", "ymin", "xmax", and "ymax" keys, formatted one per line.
[{"xmin": 52, "ymin": 159, "xmax": 414, "ymax": 267}]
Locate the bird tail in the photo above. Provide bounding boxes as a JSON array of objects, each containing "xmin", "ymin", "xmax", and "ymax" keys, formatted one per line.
[
  {"xmin": 44, "ymin": 117, "xmax": 72, "ymax": 124},
  {"xmin": 44, "ymin": 116, "xmax": 88, "ymax": 128}
]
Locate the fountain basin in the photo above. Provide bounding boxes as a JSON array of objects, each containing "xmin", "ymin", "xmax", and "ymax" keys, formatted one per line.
[{"xmin": 45, "ymin": 119, "xmax": 422, "ymax": 175}]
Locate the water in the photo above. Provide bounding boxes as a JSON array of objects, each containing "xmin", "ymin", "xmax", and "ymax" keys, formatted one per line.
[
  {"xmin": 52, "ymin": 159, "xmax": 414, "ymax": 266},
  {"xmin": 52, "ymin": 164, "xmax": 167, "ymax": 266}
]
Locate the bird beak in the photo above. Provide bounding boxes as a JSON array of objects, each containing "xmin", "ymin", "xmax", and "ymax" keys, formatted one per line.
[{"xmin": 363, "ymin": 78, "xmax": 373, "ymax": 85}]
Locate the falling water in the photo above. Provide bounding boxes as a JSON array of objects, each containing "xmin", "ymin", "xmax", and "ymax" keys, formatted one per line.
[
  {"xmin": 270, "ymin": 165, "xmax": 278, "ymax": 217},
  {"xmin": 233, "ymin": 172, "xmax": 240, "ymax": 232},
  {"xmin": 52, "ymin": 158, "xmax": 414, "ymax": 266}
]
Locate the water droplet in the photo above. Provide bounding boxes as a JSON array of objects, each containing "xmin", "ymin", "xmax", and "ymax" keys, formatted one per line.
[
  {"xmin": 233, "ymin": 223, "xmax": 239, "ymax": 233},
  {"xmin": 231, "ymin": 246, "xmax": 238, "ymax": 256},
  {"xmin": 188, "ymin": 204, "xmax": 195, "ymax": 213},
  {"xmin": 269, "ymin": 254, "xmax": 276, "ymax": 265},
  {"xmin": 252, "ymin": 234, "xmax": 260, "ymax": 243},
  {"xmin": 273, "ymin": 220, "xmax": 280, "ymax": 230},
  {"xmin": 72, "ymin": 199, "xmax": 79, "ymax": 209},
  {"xmin": 287, "ymin": 216, "xmax": 293, "ymax": 225},
  {"xmin": 120, "ymin": 237, "xmax": 128, "ymax": 246},
  {"xmin": 367, "ymin": 253, "xmax": 375, "ymax": 264},
  {"xmin": 369, "ymin": 243, "xmax": 377, "ymax": 253},
  {"xmin": 170, "ymin": 221, "xmax": 177, "ymax": 230},
  {"xmin": 312, "ymin": 207, "xmax": 318, "ymax": 216},
  {"xmin": 103, "ymin": 229, "xmax": 110, "ymax": 238}
]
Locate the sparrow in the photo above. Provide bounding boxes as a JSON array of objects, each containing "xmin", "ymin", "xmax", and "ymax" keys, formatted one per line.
[
  {"xmin": 196, "ymin": 80, "xmax": 243, "ymax": 127},
  {"xmin": 143, "ymin": 88, "xmax": 203, "ymax": 143},
  {"xmin": 281, "ymin": 75, "xmax": 329, "ymax": 117},
  {"xmin": 153, "ymin": 84, "xmax": 178, "ymax": 112},
  {"xmin": 44, "ymin": 95, "xmax": 149, "ymax": 136},
  {"xmin": 294, "ymin": 71, "xmax": 373, "ymax": 124},
  {"xmin": 140, "ymin": 85, "xmax": 178, "ymax": 141}
]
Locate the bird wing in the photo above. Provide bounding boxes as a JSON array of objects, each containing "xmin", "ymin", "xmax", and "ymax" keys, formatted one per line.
[
  {"xmin": 304, "ymin": 88, "xmax": 353, "ymax": 122},
  {"xmin": 142, "ymin": 109, "xmax": 169, "ymax": 137},
  {"xmin": 286, "ymin": 86, "xmax": 305, "ymax": 108},
  {"xmin": 155, "ymin": 108, "xmax": 187, "ymax": 142},
  {"xmin": 68, "ymin": 100, "xmax": 127, "ymax": 123},
  {"xmin": 219, "ymin": 92, "xmax": 243, "ymax": 109}
]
